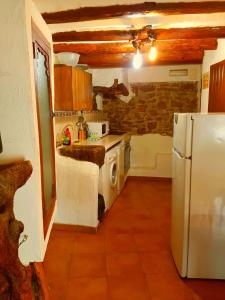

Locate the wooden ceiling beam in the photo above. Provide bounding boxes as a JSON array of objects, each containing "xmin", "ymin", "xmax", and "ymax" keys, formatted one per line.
[
  {"xmin": 43, "ymin": 2, "xmax": 225, "ymax": 24},
  {"xmin": 78, "ymin": 51, "xmax": 204, "ymax": 68},
  {"xmin": 53, "ymin": 39, "xmax": 217, "ymax": 54},
  {"xmin": 52, "ymin": 26, "xmax": 225, "ymax": 42}
]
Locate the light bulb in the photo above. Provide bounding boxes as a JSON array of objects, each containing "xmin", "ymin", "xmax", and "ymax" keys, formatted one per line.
[
  {"xmin": 132, "ymin": 49, "xmax": 143, "ymax": 69},
  {"xmin": 148, "ymin": 46, "xmax": 157, "ymax": 61}
]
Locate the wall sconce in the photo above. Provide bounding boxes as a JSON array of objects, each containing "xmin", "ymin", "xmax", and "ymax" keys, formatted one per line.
[
  {"xmin": 132, "ymin": 41, "xmax": 143, "ymax": 69},
  {"xmin": 148, "ymin": 33, "xmax": 157, "ymax": 61}
]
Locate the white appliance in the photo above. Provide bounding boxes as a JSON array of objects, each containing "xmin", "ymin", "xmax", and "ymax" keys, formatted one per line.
[
  {"xmin": 87, "ymin": 121, "xmax": 109, "ymax": 138},
  {"xmin": 99, "ymin": 146, "xmax": 119, "ymax": 209},
  {"xmin": 116, "ymin": 135, "xmax": 131, "ymax": 193},
  {"xmin": 116, "ymin": 142, "xmax": 125, "ymax": 194},
  {"xmin": 171, "ymin": 113, "xmax": 225, "ymax": 279}
]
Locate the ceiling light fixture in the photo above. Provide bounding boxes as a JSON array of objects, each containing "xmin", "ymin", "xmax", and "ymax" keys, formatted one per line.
[
  {"xmin": 148, "ymin": 33, "xmax": 157, "ymax": 61},
  {"xmin": 131, "ymin": 25, "xmax": 157, "ymax": 68},
  {"xmin": 132, "ymin": 40, "xmax": 143, "ymax": 69}
]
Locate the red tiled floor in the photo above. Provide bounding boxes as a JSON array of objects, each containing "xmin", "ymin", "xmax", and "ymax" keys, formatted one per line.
[
  {"xmin": 133, "ymin": 232, "xmax": 169, "ymax": 252},
  {"xmin": 67, "ymin": 277, "xmax": 108, "ymax": 300},
  {"xmin": 72, "ymin": 232, "xmax": 105, "ymax": 254},
  {"xmin": 105, "ymin": 233, "xmax": 136, "ymax": 252},
  {"xmin": 145, "ymin": 273, "xmax": 201, "ymax": 300},
  {"xmin": 69, "ymin": 253, "xmax": 106, "ymax": 277},
  {"xmin": 106, "ymin": 252, "xmax": 142, "ymax": 276},
  {"xmin": 140, "ymin": 250, "xmax": 176, "ymax": 275},
  {"xmin": 108, "ymin": 274, "xmax": 151, "ymax": 300},
  {"xmin": 44, "ymin": 178, "xmax": 225, "ymax": 300}
]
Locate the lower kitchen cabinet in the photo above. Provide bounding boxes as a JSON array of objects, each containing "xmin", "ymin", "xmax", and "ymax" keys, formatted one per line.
[{"xmin": 54, "ymin": 65, "xmax": 93, "ymax": 111}]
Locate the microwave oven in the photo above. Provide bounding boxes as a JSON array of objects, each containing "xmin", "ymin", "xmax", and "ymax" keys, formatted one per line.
[{"xmin": 87, "ymin": 121, "xmax": 109, "ymax": 138}]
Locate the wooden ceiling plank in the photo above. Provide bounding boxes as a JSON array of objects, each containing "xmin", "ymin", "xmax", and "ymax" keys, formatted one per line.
[
  {"xmin": 53, "ymin": 39, "xmax": 217, "ymax": 54},
  {"xmin": 78, "ymin": 51, "xmax": 203, "ymax": 68},
  {"xmin": 52, "ymin": 26, "xmax": 225, "ymax": 42},
  {"xmin": 42, "ymin": 2, "xmax": 225, "ymax": 24}
]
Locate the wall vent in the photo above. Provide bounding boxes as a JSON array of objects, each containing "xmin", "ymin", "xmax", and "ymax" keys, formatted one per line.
[{"xmin": 169, "ymin": 69, "xmax": 188, "ymax": 77}]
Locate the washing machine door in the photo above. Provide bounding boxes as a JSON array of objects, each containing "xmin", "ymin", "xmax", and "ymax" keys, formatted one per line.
[{"xmin": 110, "ymin": 161, "xmax": 118, "ymax": 187}]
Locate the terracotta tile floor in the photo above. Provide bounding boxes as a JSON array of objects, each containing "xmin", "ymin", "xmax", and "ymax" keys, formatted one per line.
[{"xmin": 44, "ymin": 177, "xmax": 225, "ymax": 300}]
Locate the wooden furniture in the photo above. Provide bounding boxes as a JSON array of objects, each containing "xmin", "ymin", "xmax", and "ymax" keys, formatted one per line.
[
  {"xmin": 0, "ymin": 161, "xmax": 33, "ymax": 300},
  {"xmin": 208, "ymin": 59, "xmax": 225, "ymax": 112},
  {"xmin": 54, "ymin": 65, "xmax": 93, "ymax": 111}
]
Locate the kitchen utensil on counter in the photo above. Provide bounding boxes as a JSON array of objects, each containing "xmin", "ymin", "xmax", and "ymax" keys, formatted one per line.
[{"xmin": 76, "ymin": 116, "xmax": 88, "ymax": 140}]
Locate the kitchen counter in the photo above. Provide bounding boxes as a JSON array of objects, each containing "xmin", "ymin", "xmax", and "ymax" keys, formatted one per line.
[{"xmin": 72, "ymin": 133, "xmax": 129, "ymax": 151}]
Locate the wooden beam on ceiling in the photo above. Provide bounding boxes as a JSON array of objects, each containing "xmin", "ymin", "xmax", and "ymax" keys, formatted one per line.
[
  {"xmin": 78, "ymin": 51, "xmax": 204, "ymax": 68},
  {"xmin": 42, "ymin": 2, "xmax": 225, "ymax": 24},
  {"xmin": 53, "ymin": 39, "xmax": 217, "ymax": 54},
  {"xmin": 52, "ymin": 26, "xmax": 225, "ymax": 42}
]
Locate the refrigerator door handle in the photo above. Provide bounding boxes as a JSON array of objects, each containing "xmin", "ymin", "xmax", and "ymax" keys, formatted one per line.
[{"xmin": 173, "ymin": 148, "xmax": 191, "ymax": 160}]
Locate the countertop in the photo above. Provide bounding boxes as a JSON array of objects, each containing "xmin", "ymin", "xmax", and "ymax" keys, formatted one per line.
[{"xmin": 71, "ymin": 133, "xmax": 129, "ymax": 151}]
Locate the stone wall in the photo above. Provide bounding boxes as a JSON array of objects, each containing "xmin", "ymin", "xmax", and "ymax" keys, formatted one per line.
[{"xmin": 103, "ymin": 82, "xmax": 199, "ymax": 136}]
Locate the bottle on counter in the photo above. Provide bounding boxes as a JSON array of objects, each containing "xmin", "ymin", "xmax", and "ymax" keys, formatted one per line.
[
  {"xmin": 63, "ymin": 127, "xmax": 71, "ymax": 145},
  {"xmin": 76, "ymin": 116, "xmax": 88, "ymax": 140}
]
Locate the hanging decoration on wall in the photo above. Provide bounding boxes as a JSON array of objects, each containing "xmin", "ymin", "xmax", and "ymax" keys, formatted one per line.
[
  {"xmin": 131, "ymin": 25, "xmax": 158, "ymax": 68},
  {"xmin": 93, "ymin": 79, "xmax": 129, "ymax": 101}
]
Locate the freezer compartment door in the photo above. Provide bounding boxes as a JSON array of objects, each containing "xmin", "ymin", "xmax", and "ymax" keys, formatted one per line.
[
  {"xmin": 171, "ymin": 149, "xmax": 191, "ymax": 277},
  {"xmin": 173, "ymin": 113, "xmax": 193, "ymax": 158}
]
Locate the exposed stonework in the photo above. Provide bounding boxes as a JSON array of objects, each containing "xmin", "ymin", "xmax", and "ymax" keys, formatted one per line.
[{"xmin": 103, "ymin": 82, "xmax": 199, "ymax": 136}]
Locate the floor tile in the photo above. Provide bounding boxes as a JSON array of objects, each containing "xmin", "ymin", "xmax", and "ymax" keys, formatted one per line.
[
  {"xmin": 47, "ymin": 278, "xmax": 69, "ymax": 300},
  {"xmin": 73, "ymin": 232, "xmax": 105, "ymax": 254},
  {"xmin": 105, "ymin": 233, "xmax": 136, "ymax": 253},
  {"xmin": 183, "ymin": 278, "xmax": 225, "ymax": 300},
  {"xmin": 108, "ymin": 274, "xmax": 151, "ymax": 300},
  {"xmin": 146, "ymin": 273, "xmax": 200, "ymax": 300},
  {"xmin": 106, "ymin": 252, "xmax": 143, "ymax": 276},
  {"xmin": 133, "ymin": 233, "xmax": 169, "ymax": 252},
  {"xmin": 69, "ymin": 253, "xmax": 106, "ymax": 278},
  {"xmin": 67, "ymin": 277, "xmax": 108, "ymax": 300},
  {"xmin": 140, "ymin": 250, "xmax": 177, "ymax": 275}
]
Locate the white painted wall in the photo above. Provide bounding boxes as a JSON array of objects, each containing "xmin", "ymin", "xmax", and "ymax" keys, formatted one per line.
[
  {"xmin": 129, "ymin": 134, "xmax": 172, "ymax": 178},
  {"xmin": 90, "ymin": 65, "xmax": 201, "ymax": 178},
  {"xmin": 91, "ymin": 65, "xmax": 201, "ymax": 86},
  {"xmin": 0, "ymin": 0, "xmax": 55, "ymax": 264},
  {"xmin": 55, "ymin": 153, "xmax": 99, "ymax": 227},
  {"xmin": 201, "ymin": 39, "xmax": 225, "ymax": 112}
]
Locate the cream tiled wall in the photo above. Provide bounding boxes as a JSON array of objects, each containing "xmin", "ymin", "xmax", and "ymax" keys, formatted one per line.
[{"xmin": 54, "ymin": 111, "xmax": 106, "ymax": 144}]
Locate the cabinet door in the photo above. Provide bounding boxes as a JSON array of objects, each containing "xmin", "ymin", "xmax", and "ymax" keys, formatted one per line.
[
  {"xmin": 72, "ymin": 67, "xmax": 86, "ymax": 110},
  {"xmin": 54, "ymin": 65, "xmax": 73, "ymax": 111},
  {"xmin": 84, "ymin": 71, "xmax": 93, "ymax": 111}
]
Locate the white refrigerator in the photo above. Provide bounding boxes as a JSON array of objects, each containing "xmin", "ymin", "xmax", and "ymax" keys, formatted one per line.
[{"xmin": 171, "ymin": 113, "xmax": 225, "ymax": 279}]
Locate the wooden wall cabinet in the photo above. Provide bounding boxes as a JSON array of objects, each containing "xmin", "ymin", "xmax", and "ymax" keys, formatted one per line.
[{"xmin": 54, "ymin": 65, "xmax": 93, "ymax": 111}]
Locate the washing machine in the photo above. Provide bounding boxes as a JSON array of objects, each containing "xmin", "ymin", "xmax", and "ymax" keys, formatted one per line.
[
  {"xmin": 116, "ymin": 142, "xmax": 125, "ymax": 194},
  {"xmin": 99, "ymin": 145, "xmax": 119, "ymax": 209}
]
